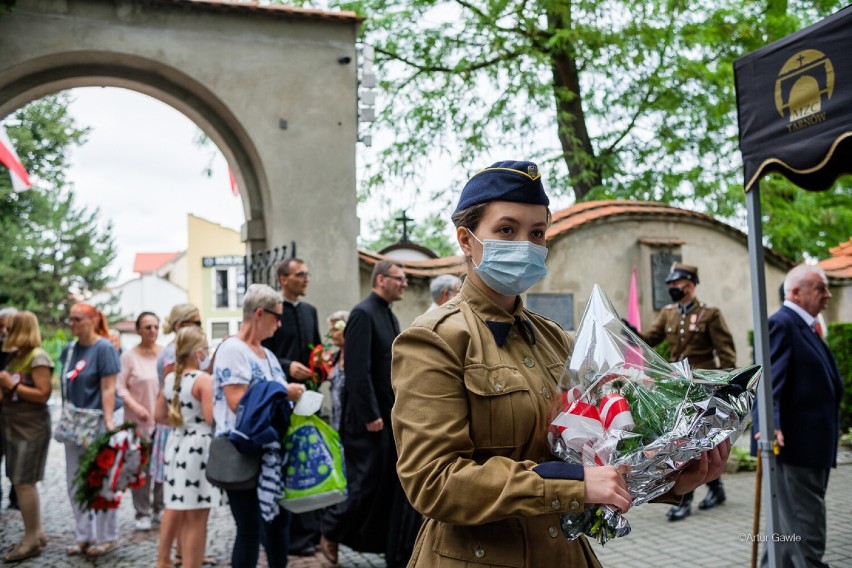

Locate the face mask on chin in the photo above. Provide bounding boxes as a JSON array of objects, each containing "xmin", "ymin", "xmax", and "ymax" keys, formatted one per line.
[
  {"xmin": 197, "ymin": 353, "xmax": 211, "ymax": 370},
  {"xmin": 468, "ymin": 230, "xmax": 548, "ymax": 297},
  {"xmin": 668, "ymin": 286, "xmax": 686, "ymax": 302}
]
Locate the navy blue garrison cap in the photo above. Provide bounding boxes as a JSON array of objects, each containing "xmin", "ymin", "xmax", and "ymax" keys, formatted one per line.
[{"xmin": 454, "ymin": 160, "xmax": 550, "ymax": 214}]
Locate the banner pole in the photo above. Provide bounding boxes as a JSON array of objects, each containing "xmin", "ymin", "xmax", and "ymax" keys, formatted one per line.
[{"xmin": 746, "ymin": 182, "xmax": 781, "ymax": 567}]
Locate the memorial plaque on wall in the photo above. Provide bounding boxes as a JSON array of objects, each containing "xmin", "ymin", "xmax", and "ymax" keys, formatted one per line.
[
  {"xmin": 651, "ymin": 252, "xmax": 682, "ymax": 309},
  {"xmin": 526, "ymin": 293, "xmax": 574, "ymax": 330}
]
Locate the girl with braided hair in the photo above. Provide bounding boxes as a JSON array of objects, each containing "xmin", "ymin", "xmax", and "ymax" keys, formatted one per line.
[{"xmin": 154, "ymin": 326, "xmax": 220, "ymax": 568}]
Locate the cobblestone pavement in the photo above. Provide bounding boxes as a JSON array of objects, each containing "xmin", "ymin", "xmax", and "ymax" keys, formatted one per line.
[{"xmin": 2, "ymin": 421, "xmax": 850, "ymax": 567}]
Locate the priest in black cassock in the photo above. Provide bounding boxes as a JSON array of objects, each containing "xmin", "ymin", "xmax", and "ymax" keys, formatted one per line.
[
  {"xmin": 261, "ymin": 257, "xmax": 323, "ymax": 556},
  {"xmin": 319, "ymin": 260, "xmax": 420, "ymax": 567}
]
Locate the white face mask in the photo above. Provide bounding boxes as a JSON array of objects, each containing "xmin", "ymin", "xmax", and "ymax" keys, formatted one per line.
[
  {"xmin": 468, "ymin": 230, "xmax": 548, "ymax": 296},
  {"xmin": 197, "ymin": 350, "xmax": 211, "ymax": 370}
]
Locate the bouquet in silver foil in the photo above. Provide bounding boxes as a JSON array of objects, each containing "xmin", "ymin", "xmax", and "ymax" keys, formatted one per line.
[{"xmin": 549, "ymin": 285, "xmax": 761, "ymax": 544}]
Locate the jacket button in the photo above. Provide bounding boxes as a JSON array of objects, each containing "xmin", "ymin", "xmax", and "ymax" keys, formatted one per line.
[
  {"xmin": 551, "ymin": 499, "xmax": 560, "ymax": 510},
  {"xmin": 495, "ymin": 383, "xmax": 503, "ymax": 392},
  {"xmin": 509, "ymin": 330, "xmax": 518, "ymax": 339},
  {"xmin": 548, "ymin": 526, "xmax": 559, "ymax": 538},
  {"xmin": 474, "ymin": 545, "xmax": 485, "ymax": 558},
  {"xmin": 569, "ymin": 499, "xmax": 580, "ymax": 511},
  {"xmin": 541, "ymin": 388, "xmax": 551, "ymax": 399},
  {"xmin": 524, "ymin": 357, "xmax": 535, "ymax": 368}
]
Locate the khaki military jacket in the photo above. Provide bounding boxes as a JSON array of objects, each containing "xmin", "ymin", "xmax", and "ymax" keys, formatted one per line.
[
  {"xmin": 641, "ymin": 297, "xmax": 736, "ymax": 370},
  {"xmin": 391, "ymin": 279, "xmax": 601, "ymax": 568}
]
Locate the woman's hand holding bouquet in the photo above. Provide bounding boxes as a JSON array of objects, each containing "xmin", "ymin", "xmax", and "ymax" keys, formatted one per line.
[{"xmin": 551, "ymin": 285, "xmax": 761, "ymax": 544}]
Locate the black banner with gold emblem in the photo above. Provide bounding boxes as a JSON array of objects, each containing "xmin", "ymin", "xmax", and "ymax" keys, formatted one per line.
[{"xmin": 735, "ymin": 5, "xmax": 852, "ymax": 192}]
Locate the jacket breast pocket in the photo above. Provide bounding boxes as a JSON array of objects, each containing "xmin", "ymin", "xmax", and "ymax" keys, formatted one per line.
[{"xmin": 463, "ymin": 365, "xmax": 534, "ymax": 450}]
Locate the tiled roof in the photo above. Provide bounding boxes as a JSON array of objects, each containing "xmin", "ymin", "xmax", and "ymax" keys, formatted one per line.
[
  {"xmin": 133, "ymin": 252, "xmax": 181, "ymax": 275},
  {"xmin": 357, "ymin": 200, "xmax": 801, "ymax": 276},
  {"xmin": 358, "ymin": 250, "xmax": 465, "ymax": 279},
  {"xmin": 162, "ymin": 0, "xmax": 362, "ymax": 23},
  {"xmin": 819, "ymin": 238, "xmax": 852, "ymax": 279},
  {"xmin": 547, "ymin": 200, "xmax": 793, "ymax": 269}
]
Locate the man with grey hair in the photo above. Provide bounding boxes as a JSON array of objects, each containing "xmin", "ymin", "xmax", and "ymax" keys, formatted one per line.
[
  {"xmin": 756, "ymin": 264, "xmax": 842, "ymax": 568},
  {"xmin": 0, "ymin": 306, "xmax": 18, "ymax": 510},
  {"xmin": 428, "ymin": 274, "xmax": 461, "ymax": 311}
]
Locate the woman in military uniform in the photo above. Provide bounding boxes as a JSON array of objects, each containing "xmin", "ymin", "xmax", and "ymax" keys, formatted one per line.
[{"xmin": 391, "ymin": 161, "xmax": 730, "ymax": 567}]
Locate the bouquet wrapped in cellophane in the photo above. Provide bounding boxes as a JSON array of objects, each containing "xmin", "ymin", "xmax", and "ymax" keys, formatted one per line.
[
  {"xmin": 73, "ymin": 423, "xmax": 150, "ymax": 511},
  {"xmin": 549, "ymin": 285, "xmax": 761, "ymax": 544}
]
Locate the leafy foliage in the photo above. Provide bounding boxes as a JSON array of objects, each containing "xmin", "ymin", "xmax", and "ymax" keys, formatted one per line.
[
  {"xmin": 0, "ymin": 94, "xmax": 117, "ymax": 328},
  {"xmin": 321, "ymin": 0, "xmax": 847, "ymax": 261},
  {"xmin": 826, "ymin": 322, "xmax": 851, "ymax": 432},
  {"xmin": 360, "ymin": 208, "xmax": 458, "ymax": 257}
]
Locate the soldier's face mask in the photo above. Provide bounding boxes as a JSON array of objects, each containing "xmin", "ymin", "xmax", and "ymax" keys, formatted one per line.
[
  {"xmin": 467, "ymin": 230, "xmax": 548, "ymax": 296},
  {"xmin": 668, "ymin": 286, "xmax": 686, "ymax": 302}
]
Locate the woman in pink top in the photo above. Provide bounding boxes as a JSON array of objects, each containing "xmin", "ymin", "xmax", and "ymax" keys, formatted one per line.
[{"xmin": 116, "ymin": 311, "xmax": 163, "ymax": 531}]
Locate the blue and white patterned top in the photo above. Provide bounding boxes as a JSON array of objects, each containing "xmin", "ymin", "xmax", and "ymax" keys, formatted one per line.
[{"xmin": 212, "ymin": 338, "xmax": 287, "ymax": 437}]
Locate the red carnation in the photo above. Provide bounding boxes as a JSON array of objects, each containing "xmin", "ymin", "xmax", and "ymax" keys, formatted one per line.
[
  {"xmin": 95, "ymin": 448, "xmax": 117, "ymax": 470},
  {"xmin": 92, "ymin": 496, "xmax": 108, "ymax": 510},
  {"xmin": 87, "ymin": 470, "xmax": 103, "ymax": 488}
]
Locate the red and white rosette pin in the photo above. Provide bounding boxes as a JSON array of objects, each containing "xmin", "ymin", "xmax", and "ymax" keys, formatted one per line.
[
  {"xmin": 599, "ymin": 393, "xmax": 634, "ymax": 432},
  {"xmin": 67, "ymin": 359, "xmax": 87, "ymax": 380},
  {"xmin": 553, "ymin": 401, "xmax": 605, "ymax": 453}
]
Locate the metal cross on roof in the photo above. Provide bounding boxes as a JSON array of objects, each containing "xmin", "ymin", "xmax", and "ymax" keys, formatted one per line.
[{"xmin": 395, "ymin": 209, "xmax": 413, "ymax": 242}]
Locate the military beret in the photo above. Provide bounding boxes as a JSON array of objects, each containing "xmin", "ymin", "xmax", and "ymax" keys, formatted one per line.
[
  {"xmin": 666, "ymin": 263, "xmax": 700, "ymax": 285},
  {"xmin": 454, "ymin": 160, "xmax": 550, "ymax": 214}
]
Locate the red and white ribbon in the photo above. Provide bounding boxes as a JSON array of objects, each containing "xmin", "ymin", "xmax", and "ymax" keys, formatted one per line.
[
  {"xmin": 600, "ymin": 393, "xmax": 635, "ymax": 432},
  {"xmin": 66, "ymin": 359, "xmax": 87, "ymax": 381},
  {"xmin": 553, "ymin": 401, "xmax": 605, "ymax": 453}
]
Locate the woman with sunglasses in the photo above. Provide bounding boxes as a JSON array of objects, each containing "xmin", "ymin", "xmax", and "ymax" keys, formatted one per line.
[
  {"xmin": 116, "ymin": 311, "xmax": 163, "ymax": 531},
  {"xmin": 391, "ymin": 161, "xmax": 730, "ymax": 567},
  {"xmin": 61, "ymin": 302, "xmax": 122, "ymax": 558},
  {"xmin": 213, "ymin": 284, "xmax": 305, "ymax": 568}
]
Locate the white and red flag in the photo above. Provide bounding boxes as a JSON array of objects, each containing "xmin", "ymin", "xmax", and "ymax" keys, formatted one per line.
[
  {"xmin": 228, "ymin": 166, "xmax": 240, "ymax": 197},
  {"xmin": 0, "ymin": 124, "xmax": 32, "ymax": 192}
]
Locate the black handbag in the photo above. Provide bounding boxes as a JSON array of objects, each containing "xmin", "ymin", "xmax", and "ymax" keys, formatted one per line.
[{"xmin": 205, "ymin": 436, "xmax": 260, "ymax": 490}]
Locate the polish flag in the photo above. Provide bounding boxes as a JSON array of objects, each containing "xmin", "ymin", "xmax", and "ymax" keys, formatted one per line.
[
  {"xmin": 0, "ymin": 125, "xmax": 32, "ymax": 192},
  {"xmin": 626, "ymin": 266, "xmax": 641, "ymax": 332},
  {"xmin": 228, "ymin": 167, "xmax": 240, "ymax": 197}
]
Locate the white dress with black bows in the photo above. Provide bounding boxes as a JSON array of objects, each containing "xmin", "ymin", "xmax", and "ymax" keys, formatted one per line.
[{"xmin": 163, "ymin": 370, "xmax": 222, "ymax": 510}]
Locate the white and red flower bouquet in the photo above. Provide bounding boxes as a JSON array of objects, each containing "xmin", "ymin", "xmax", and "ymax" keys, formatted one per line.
[
  {"xmin": 549, "ymin": 285, "xmax": 761, "ymax": 544},
  {"xmin": 73, "ymin": 423, "xmax": 150, "ymax": 511}
]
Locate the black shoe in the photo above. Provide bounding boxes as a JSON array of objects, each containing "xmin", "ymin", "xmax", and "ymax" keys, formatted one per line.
[
  {"xmin": 699, "ymin": 485, "xmax": 726, "ymax": 510},
  {"xmin": 667, "ymin": 502, "xmax": 691, "ymax": 521}
]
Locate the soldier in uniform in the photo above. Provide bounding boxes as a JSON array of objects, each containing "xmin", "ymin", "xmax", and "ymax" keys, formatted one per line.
[
  {"xmin": 639, "ymin": 262, "xmax": 737, "ymax": 521},
  {"xmin": 391, "ymin": 162, "xmax": 730, "ymax": 567}
]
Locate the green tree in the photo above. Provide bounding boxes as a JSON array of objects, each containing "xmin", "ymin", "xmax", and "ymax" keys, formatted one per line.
[
  {"xmin": 361, "ymin": 209, "xmax": 458, "ymax": 257},
  {"xmin": 0, "ymin": 94, "xmax": 117, "ymax": 328},
  {"xmin": 325, "ymin": 0, "xmax": 846, "ymax": 260}
]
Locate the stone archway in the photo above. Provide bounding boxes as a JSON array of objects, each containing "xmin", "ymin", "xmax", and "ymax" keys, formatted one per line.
[{"xmin": 0, "ymin": 0, "xmax": 363, "ymax": 318}]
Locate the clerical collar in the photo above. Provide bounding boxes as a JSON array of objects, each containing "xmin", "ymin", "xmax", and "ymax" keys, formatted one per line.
[
  {"xmin": 284, "ymin": 297, "xmax": 301, "ymax": 307},
  {"xmin": 678, "ymin": 301, "xmax": 695, "ymax": 316}
]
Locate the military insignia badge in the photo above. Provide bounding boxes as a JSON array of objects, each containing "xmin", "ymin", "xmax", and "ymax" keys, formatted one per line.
[{"xmin": 527, "ymin": 164, "xmax": 538, "ymax": 178}]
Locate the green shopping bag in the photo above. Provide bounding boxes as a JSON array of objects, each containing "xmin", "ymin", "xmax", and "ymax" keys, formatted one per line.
[{"xmin": 280, "ymin": 414, "xmax": 347, "ymax": 513}]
